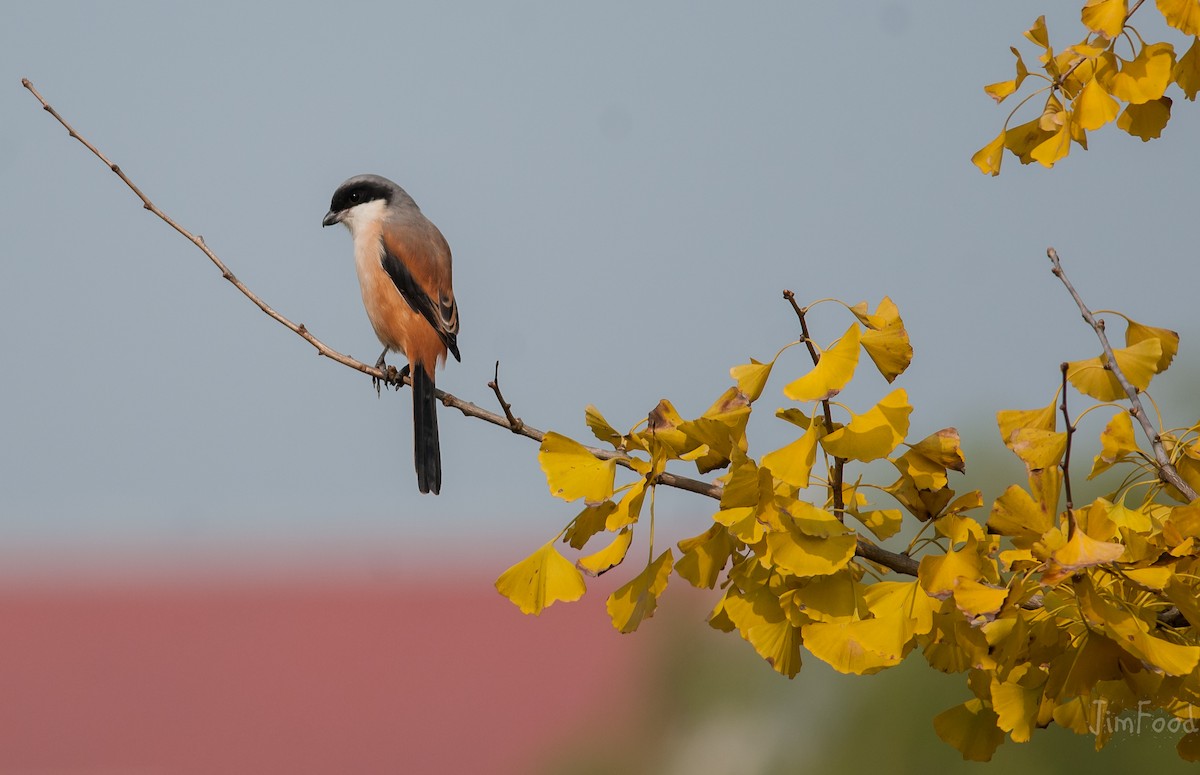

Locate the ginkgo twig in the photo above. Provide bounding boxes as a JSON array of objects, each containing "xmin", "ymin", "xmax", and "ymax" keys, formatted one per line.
[
  {"xmin": 487, "ymin": 361, "xmax": 523, "ymax": 433},
  {"xmin": 24, "ymin": 78, "xmax": 926, "ymax": 583},
  {"xmin": 1053, "ymin": 0, "xmax": 1146, "ymax": 92},
  {"xmin": 1047, "ymin": 247, "xmax": 1198, "ymax": 501},
  {"xmin": 783, "ymin": 289, "xmax": 846, "ymax": 522},
  {"xmin": 1059, "ymin": 362, "xmax": 1077, "ymax": 538}
]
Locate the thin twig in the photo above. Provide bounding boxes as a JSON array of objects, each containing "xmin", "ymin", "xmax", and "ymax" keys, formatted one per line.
[
  {"xmin": 1053, "ymin": 0, "xmax": 1145, "ymax": 94},
  {"xmin": 1048, "ymin": 248, "xmax": 1197, "ymax": 501},
  {"xmin": 1059, "ymin": 362, "xmax": 1077, "ymax": 538},
  {"xmin": 488, "ymin": 361, "xmax": 524, "ymax": 433},
  {"xmin": 20, "ymin": 78, "xmax": 721, "ymax": 498},
  {"xmin": 24, "ymin": 78, "xmax": 927, "ymax": 581},
  {"xmin": 783, "ymin": 290, "xmax": 846, "ymax": 522}
]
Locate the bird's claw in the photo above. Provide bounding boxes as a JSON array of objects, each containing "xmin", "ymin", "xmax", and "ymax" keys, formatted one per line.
[{"xmin": 372, "ymin": 363, "xmax": 408, "ymax": 396}]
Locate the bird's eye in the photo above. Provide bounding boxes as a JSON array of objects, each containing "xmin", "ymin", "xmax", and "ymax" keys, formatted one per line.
[{"xmin": 349, "ymin": 192, "xmax": 361, "ymax": 203}]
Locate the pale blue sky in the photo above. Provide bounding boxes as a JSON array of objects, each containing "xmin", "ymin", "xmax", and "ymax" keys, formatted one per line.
[{"xmin": 4, "ymin": 2, "xmax": 1199, "ymax": 576}]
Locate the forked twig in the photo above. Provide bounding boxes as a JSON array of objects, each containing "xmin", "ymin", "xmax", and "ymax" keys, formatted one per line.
[
  {"xmin": 1048, "ymin": 248, "xmax": 1197, "ymax": 502},
  {"xmin": 488, "ymin": 361, "xmax": 524, "ymax": 433},
  {"xmin": 782, "ymin": 289, "xmax": 846, "ymax": 522}
]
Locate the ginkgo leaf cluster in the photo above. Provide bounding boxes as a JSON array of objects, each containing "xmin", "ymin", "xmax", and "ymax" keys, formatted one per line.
[
  {"xmin": 974, "ymin": 4, "xmax": 1200, "ymax": 175},
  {"xmin": 496, "ymin": 289, "xmax": 1200, "ymax": 762}
]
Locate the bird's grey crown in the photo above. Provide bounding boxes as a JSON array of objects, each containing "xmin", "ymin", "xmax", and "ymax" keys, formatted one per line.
[{"xmin": 327, "ymin": 174, "xmax": 417, "ymax": 216}]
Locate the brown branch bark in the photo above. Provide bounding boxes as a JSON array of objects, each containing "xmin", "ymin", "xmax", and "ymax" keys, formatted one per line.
[
  {"xmin": 22, "ymin": 78, "xmax": 929, "ymax": 581},
  {"xmin": 782, "ymin": 290, "xmax": 846, "ymax": 522},
  {"xmin": 1048, "ymin": 248, "xmax": 1198, "ymax": 502},
  {"xmin": 1059, "ymin": 362, "xmax": 1077, "ymax": 538}
]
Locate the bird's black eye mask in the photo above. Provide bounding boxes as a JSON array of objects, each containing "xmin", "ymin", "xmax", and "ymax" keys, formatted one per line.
[{"xmin": 330, "ymin": 181, "xmax": 392, "ymax": 214}]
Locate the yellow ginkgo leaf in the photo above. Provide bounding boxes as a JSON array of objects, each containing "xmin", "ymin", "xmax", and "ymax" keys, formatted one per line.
[
  {"xmin": 762, "ymin": 413, "xmax": 821, "ymax": 489},
  {"xmin": 952, "ymin": 577, "xmax": 1009, "ymax": 619},
  {"xmin": 763, "ymin": 519, "xmax": 857, "ymax": 578},
  {"xmin": 1158, "ymin": 0, "xmax": 1200, "ymax": 36},
  {"xmin": 1124, "ymin": 565, "xmax": 1173, "ymax": 589},
  {"xmin": 821, "ymin": 388, "xmax": 911, "ymax": 463},
  {"xmin": 730, "ymin": 358, "xmax": 775, "ymax": 402},
  {"xmin": 863, "ymin": 580, "xmax": 937, "ymax": 636},
  {"xmin": 853, "ymin": 508, "xmax": 904, "ymax": 541},
  {"xmin": 606, "ymin": 549, "xmax": 673, "ymax": 634},
  {"xmin": 972, "ymin": 130, "xmax": 1006, "ymax": 176},
  {"xmin": 983, "ymin": 47, "xmax": 1030, "ymax": 104},
  {"xmin": 721, "ymin": 583, "xmax": 803, "ymax": 677},
  {"xmin": 847, "ymin": 296, "xmax": 900, "ymax": 331},
  {"xmin": 715, "ymin": 505, "xmax": 766, "ymax": 544},
  {"xmin": 563, "ymin": 501, "xmax": 618, "ymax": 549},
  {"xmin": 495, "ymin": 540, "xmax": 587, "ymax": 615},
  {"xmin": 576, "ymin": 527, "xmax": 633, "ymax": 577},
  {"xmin": 984, "ymin": 79, "xmax": 1018, "ymax": 103},
  {"xmin": 801, "ymin": 615, "xmax": 911, "ymax": 675},
  {"xmin": 1174, "ymin": 36, "xmax": 1200, "ymax": 99},
  {"xmin": 675, "ymin": 523, "xmax": 736, "ymax": 589},
  {"xmin": 1110, "ymin": 42, "xmax": 1176, "ymax": 104},
  {"xmin": 1165, "ymin": 502, "xmax": 1200, "ymax": 538},
  {"xmin": 1117, "ymin": 96, "xmax": 1173, "ymax": 140},
  {"xmin": 1107, "ymin": 498, "xmax": 1153, "ymax": 532},
  {"xmin": 538, "ymin": 431, "xmax": 616, "ymax": 503},
  {"xmin": 860, "ymin": 305, "xmax": 913, "ymax": 383},
  {"xmin": 997, "ymin": 401, "xmax": 1057, "ymax": 448},
  {"xmin": 784, "ymin": 324, "xmax": 861, "ymax": 402},
  {"xmin": 893, "ymin": 427, "xmax": 966, "ymax": 491},
  {"xmin": 1081, "ymin": 0, "xmax": 1127, "ymax": 38},
  {"xmin": 1074, "ymin": 76, "xmax": 1121, "ymax": 129},
  {"xmin": 1024, "ymin": 15, "xmax": 1050, "ymax": 49},
  {"xmin": 585, "ymin": 404, "xmax": 622, "ymax": 447},
  {"xmin": 606, "ymin": 477, "xmax": 648, "ymax": 531},
  {"xmin": 1039, "ymin": 93, "xmax": 1067, "ymax": 131},
  {"xmin": 785, "ymin": 500, "xmax": 845, "ymax": 538},
  {"xmin": 720, "ymin": 455, "xmax": 764, "ymax": 508},
  {"xmin": 933, "ymin": 699, "xmax": 1005, "ymax": 762},
  {"xmin": 1125, "ymin": 318, "xmax": 1179, "ymax": 372},
  {"xmin": 886, "ymin": 471, "xmax": 955, "ymax": 522},
  {"xmin": 1088, "ymin": 410, "xmax": 1138, "ymax": 479},
  {"xmin": 1004, "ymin": 117, "xmax": 1055, "ymax": 165},
  {"xmin": 1042, "ymin": 529, "xmax": 1125, "ymax": 584},
  {"xmin": 1030, "ymin": 121, "xmax": 1072, "ymax": 168},
  {"xmin": 1077, "ymin": 497, "xmax": 1120, "ymax": 540},
  {"xmin": 679, "ymin": 388, "xmax": 752, "ymax": 473},
  {"xmin": 1066, "ymin": 337, "xmax": 1163, "ymax": 401},
  {"xmin": 990, "ymin": 664, "xmax": 1046, "ymax": 743},
  {"xmin": 919, "ymin": 543, "xmax": 986, "ymax": 598},
  {"xmin": 1008, "ymin": 428, "xmax": 1067, "ymax": 472},
  {"xmin": 784, "ymin": 571, "xmax": 862, "ymax": 624},
  {"xmin": 643, "ymin": 399, "xmax": 696, "ymax": 458}
]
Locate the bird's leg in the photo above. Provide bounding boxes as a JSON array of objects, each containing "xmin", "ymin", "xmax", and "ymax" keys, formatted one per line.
[
  {"xmin": 372, "ymin": 348, "xmax": 406, "ymax": 395},
  {"xmin": 373, "ymin": 348, "xmax": 394, "ymax": 395}
]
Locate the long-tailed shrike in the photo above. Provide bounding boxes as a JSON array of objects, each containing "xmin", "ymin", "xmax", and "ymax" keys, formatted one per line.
[{"xmin": 322, "ymin": 174, "xmax": 460, "ymax": 494}]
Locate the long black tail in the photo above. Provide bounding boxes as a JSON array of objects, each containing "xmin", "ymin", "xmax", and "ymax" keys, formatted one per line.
[{"xmin": 412, "ymin": 364, "xmax": 441, "ymax": 495}]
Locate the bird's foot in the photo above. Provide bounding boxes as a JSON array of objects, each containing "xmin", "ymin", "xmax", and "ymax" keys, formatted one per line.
[{"xmin": 373, "ymin": 361, "xmax": 408, "ymax": 396}]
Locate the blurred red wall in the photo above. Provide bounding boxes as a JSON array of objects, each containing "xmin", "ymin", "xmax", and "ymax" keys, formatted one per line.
[{"xmin": 0, "ymin": 571, "xmax": 646, "ymax": 774}]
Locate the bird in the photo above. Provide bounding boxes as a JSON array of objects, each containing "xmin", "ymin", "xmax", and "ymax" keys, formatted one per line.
[{"xmin": 322, "ymin": 174, "xmax": 460, "ymax": 494}]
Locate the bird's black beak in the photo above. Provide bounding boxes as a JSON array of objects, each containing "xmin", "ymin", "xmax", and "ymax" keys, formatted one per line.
[{"xmin": 321, "ymin": 210, "xmax": 341, "ymax": 227}]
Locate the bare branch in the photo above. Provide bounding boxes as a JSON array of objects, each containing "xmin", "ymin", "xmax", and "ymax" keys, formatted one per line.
[
  {"xmin": 487, "ymin": 361, "xmax": 524, "ymax": 433},
  {"xmin": 23, "ymin": 79, "xmax": 931, "ymax": 583},
  {"xmin": 1047, "ymin": 248, "xmax": 1197, "ymax": 501},
  {"xmin": 1059, "ymin": 362, "xmax": 1077, "ymax": 538},
  {"xmin": 782, "ymin": 290, "xmax": 846, "ymax": 522}
]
